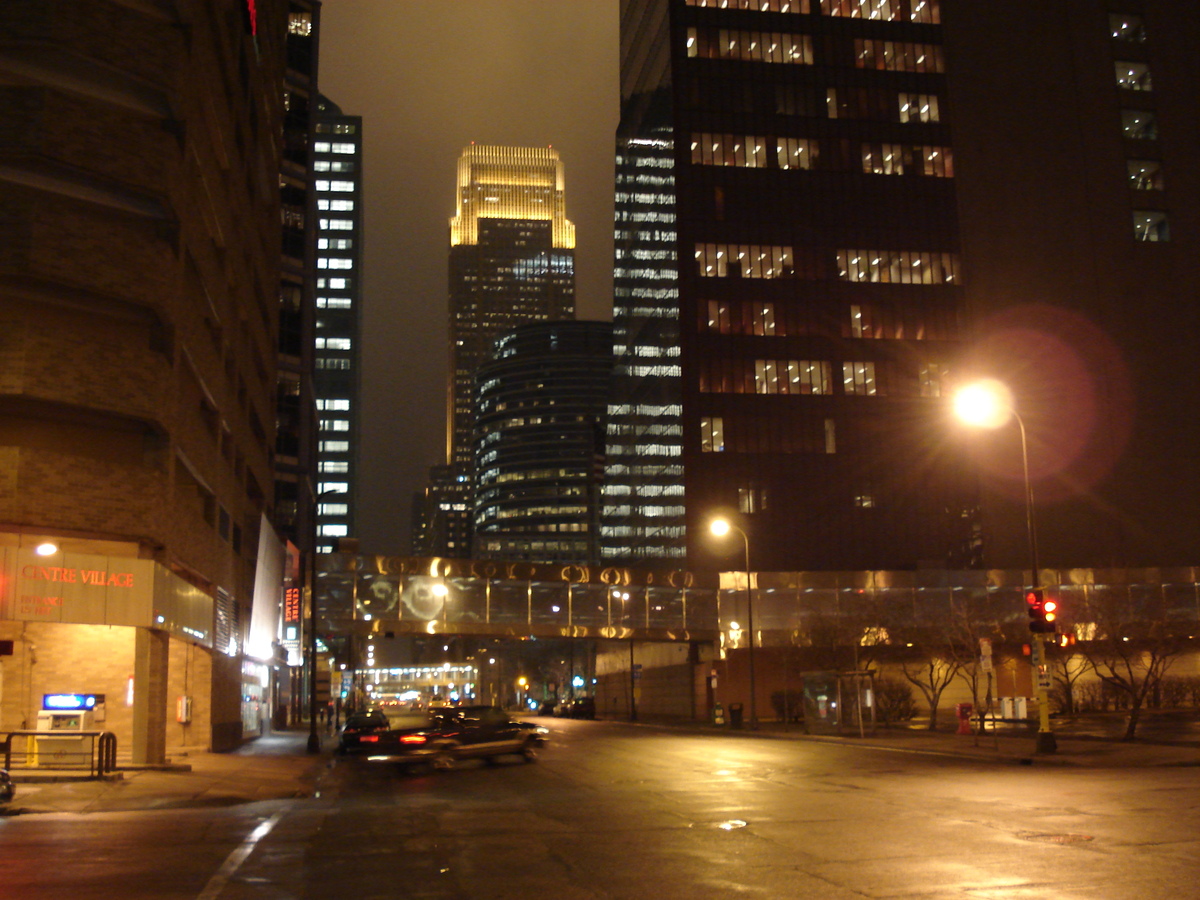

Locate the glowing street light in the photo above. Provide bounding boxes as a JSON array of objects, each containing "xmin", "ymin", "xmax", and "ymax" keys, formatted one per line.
[
  {"xmin": 953, "ymin": 378, "xmax": 1055, "ymax": 753},
  {"xmin": 710, "ymin": 516, "xmax": 756, "ymax": 730}
]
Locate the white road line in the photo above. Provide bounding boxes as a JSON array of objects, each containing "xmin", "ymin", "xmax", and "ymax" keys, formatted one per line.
[{"xmin": 195, "ymin": 810, "xmax": 283, "ymax": 900}]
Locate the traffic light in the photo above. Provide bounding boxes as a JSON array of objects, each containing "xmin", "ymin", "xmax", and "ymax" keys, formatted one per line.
[{"xmin": 1025, "ymin": 589, "xmax": 1057, "ymax": 633}]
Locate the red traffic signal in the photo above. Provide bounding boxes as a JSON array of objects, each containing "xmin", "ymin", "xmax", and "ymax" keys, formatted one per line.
[{"xmin": 1025, "ymin": 589, "xmax": 1057, "ymax": 633}]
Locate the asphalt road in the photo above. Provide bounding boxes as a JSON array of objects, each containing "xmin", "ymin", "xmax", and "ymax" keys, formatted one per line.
[{"xmin": 2, "ymin": 718, "xmax": 1197, "ymax": 899}]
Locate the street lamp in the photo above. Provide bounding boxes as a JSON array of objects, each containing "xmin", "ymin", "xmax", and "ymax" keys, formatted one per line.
[
  {"xmin": 953, "ymin": 379, "xmax": 1056, "ymax": 753},
  {"xmin": 710, "ymin": 516, "xmax": 756, "ymax": 730}
]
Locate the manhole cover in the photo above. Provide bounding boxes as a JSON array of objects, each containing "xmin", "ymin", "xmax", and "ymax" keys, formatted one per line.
[{"xmin": 1017, "ymin": 832, "xmax": 1094, "ymax": 844}]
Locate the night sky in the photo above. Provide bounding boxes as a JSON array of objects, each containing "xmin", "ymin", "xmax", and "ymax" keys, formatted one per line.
[{"xmin": 319, "ymin": 1, "xmax": 620, "ymax": 553}]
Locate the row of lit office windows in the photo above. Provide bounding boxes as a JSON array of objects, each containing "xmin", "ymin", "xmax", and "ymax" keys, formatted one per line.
[
  {"xmin": 695, "ymin": 244, "xmax": 961, "ymax": 284},
  {"xmin": 689, "ymin": 29, "xmax": 943, "ymax": 75},
  {"xmin": 698, "ymin": 358, "xmax": 946, "ymax": 396},
  {"xmin": 704, "ymin": 301, "xmax": 956, "ymax": 343},
  {"xmin": 692, "ymin": 133, "xmax": 952, "ymax": 176},
  {"xmin": 683, "ymin": 0, "xmax": 940, "ymax": 23}
]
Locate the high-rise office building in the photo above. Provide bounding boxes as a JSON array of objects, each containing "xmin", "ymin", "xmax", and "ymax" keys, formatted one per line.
[
  {"xmin": 313, "ymin": 95, "xmax": 363, "ymax": 553},
  {"xmin": 602, "ymin": 118, "xmax": 688, "ymax": 567},
  {"xmin": 474, "ymin": 321, "xmax": 613, "ymax": 564},
  {"xmin": 275, "ymin": 1, "xmax": 320, "ymax": 561},
  {"xmin": 447, "ymin": 145, "xmax": 577, "ymax": 469},
  {"xmin": 416, "ymin": 146, "xmax": 577, "ymax": 557},
  {"xmin": 615, "ymin": 0, "xmax": 1200, "ymax": 575}
]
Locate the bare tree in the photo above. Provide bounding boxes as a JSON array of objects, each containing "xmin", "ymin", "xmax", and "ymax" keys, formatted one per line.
[{"xmin": 1073, "ymin": 586, "xmax": 1186, "ymax": 740}]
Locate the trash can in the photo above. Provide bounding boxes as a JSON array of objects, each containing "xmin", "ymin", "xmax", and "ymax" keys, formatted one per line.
[
  {"xmin": 729, "ymin": 702, "xmax": 744, "ymax": 729},
  {"xmin": 954, "ymin": 702, "xmax": 973, "ymax": 735}
]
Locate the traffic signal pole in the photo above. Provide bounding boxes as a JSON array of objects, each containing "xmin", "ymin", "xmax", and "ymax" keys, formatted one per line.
[
  {"xmin": 1030, "ymin": 632, "xmax": 1056, "ymax": 754},
  {"xmin": 1017, "ymin": 416, "xmax": 1056, "ymax": 755}
]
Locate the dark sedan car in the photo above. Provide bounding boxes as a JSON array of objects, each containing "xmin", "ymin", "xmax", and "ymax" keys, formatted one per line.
[
  {"xmin": 336, "ymin": 709, "xmax": 391, "ymax": 754},
  {"xmin": 345, "ymin": 705, "xmax": 547, "ymax": 771}
]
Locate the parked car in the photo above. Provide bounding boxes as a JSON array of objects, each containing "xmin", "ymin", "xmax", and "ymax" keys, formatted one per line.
[
  {"xmin": 568, "ymin": 697, "xmax": 596, "ymax": 719},
  {"xmin": 0, "ymin": 768, "xmax": 14, "ymax": 805},
  {"xmin": 344, "ymin": 704, "xmax": 547, "ymax": 771},
  {"xmin": 337, "ymin": 709, "xmax": 391, "ymax": 755}
]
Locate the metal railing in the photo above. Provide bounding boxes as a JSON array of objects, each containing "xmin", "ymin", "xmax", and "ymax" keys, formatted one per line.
[{"xmin": 1, "ymin": 731, "xmax": 118, "ymax": 777}]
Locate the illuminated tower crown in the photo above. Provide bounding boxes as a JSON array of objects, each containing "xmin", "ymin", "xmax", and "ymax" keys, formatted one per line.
[{"xmin": 449, "ymin": 145, "xmax": 575, "ymax": 249}]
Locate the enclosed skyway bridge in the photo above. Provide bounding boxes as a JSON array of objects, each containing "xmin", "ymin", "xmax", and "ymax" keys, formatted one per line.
[{"xmin": 313, "ymin": 554, "xmax": 1200, "ymax": 644}]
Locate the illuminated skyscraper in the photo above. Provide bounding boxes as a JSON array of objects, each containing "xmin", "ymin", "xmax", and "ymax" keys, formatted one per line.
[
  {"xmin": 312, "ymin": 95, "xmax": 363, "ymax": 553},
  {"xmin": 615, "ymin": 0, "xmax": 1200, "ymax": 575},
  {"xmin": 447, "ymin": 145, "xmax": 577, "ymax": 470},
  {"xmin": 416, "ymin": 146, "xmax": 576, "ymax": 557}
]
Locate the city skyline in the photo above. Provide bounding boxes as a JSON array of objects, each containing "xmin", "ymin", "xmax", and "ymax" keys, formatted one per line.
[{"xmin": 318, "ymin": 1, "xmax": 619, "ymax": 554}]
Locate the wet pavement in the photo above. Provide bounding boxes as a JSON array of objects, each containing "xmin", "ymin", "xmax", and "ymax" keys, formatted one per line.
[{"xmin": 2, "ymin": 713, "xmax": 1196, "ymax": 816}]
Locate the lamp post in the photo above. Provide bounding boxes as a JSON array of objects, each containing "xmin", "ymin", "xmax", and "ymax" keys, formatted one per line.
[
  {"xmin": 710, "ymin": 517, "xmax": 756, "ymax": 730},
  {"xmin": 953, "ymin": 379, "xmax": 1056, "ymax": 753}
]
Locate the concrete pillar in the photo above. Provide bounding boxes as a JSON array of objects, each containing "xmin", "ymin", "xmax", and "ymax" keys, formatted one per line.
[{"xmin": 131, "ymin": 627, "xmax": 168, "ymax": 765}]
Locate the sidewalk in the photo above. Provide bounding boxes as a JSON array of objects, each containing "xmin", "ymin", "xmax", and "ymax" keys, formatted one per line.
[
  {"xmin": 2, "ymin": 719, "xmax": 1195, "ymax": 816},
  {"xmin": 1, "ymin": 730, "xmax": 336, "ymax": 816},
  {"xmin": 633, "ymin": 710, "xmax": 1200, "ymax": 768}
]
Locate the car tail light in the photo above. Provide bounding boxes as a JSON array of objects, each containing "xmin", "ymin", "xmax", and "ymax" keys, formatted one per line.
[
  {"xmin": 400, "ymin": 734, "xmax": 427, "ymax": 745},
  {"xmin": 360, "ymin": 734, "xmax": 379, "ymax": 743}
]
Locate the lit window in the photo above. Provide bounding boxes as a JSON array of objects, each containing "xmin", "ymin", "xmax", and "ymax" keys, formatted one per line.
[
  {"xmin": 837, "ymin": 249, "xmax": 961, "ymax": 284},
  {"xmin": 753, "ymin": 360, "xmax": 831, "ymax": 394},
  {"xmin": 320, "ymin": 441, "xmax": 350, "ymax": 452},
  {"xmin": 317, "ymin": 399, "xmax": 351, "ymax": 411},
  {"xmin": 752, "ymin": 304, "xmax": 776, "ymax": 336},
  {"xmin": 707, "ymin": 301, "xmax": 733, "ymax": 332},
  {"xmin": 1127, "ymin": 160, "xmax": 1163, "ymax": 190},
  {"xmin": 1120, "ymin": 109, "xmax": 1157, "ymax": 140},
  {"xmin": 691, "ymin": 133, "xmax": 768, "ymax": 168},
  {"xmin": 696, "ymin": 243, "xmax": 793, "ymax": 278},
  {"xmin": 908, "ymin": 0, "xmax": 939, "ymax": 24},
  {"xmin": 684, "ymin": 0, "xmax": 811, "ymax": 13},
  {"xmin": 738, "ymin": 487, "xmax": 768, "ymax": 514},
  {"xmin": 776, "ymin": 137, "xmax": 817, "ymax": 170},
  {"xmin": 320, "ymin": 419, "xmax": 350, "ymax": 432},
  {"xmin": 855, "ymin": 39, "xmax": 944, "ymax": 73},
  {"xmin": 317, "ymin": 297, "xmax": 352, "ymax": 309},
  {"xmin": 686, "ymin": 27, "xmax": 813, "ymax": 64},
  {"xmin": 1115, "ymin": 61, "xmax": 1152, "ymax": 91},
  {"xmin": 319, "ymin": 503, "xmax": 349, "ymax": 516},
  {"xmin": 288, "ymin": 12, "xmax": 312, "ymax": 36},
  {"xmin": 842, "ymin": 362, "xmax": 878, "ymax": 395},
  {"xmin": 320, "ymin": 461, "xmax": 349, "ymax": 474},
  {"xmin": 898, "ymin": 93, "xmax": 939, "ymax": 123},
  {"xmin": 700, "ymin": 417, "xmax": 725, "ymax": 452},
  {"xmin": 863, "ymin": 143, "xmax": 904, "ymax": 175},
  {"xmin": 1133, "ymin": 210, "xmax": 1169, "ymax": 242},
  {"xmin": 320, "ymin": 525, "xmax": 349, "ymax": 537},
  {"xmin": 919, "ymin": 362, "xmax": 946, "ymax": 397},
  {"xmin": 331, "ymin": 143, "xmax": 356, "ymax": 154},
  {"xmin": 315, "ymin": 337, "xmax": 352, "ymax": 350},
  {"xmin": 1110, "ymin": 14, "xmax": 1146, "ymax": 43},
  {"xmin": 820, "ymin": 0, "xmax": 897, "ymax": 22}
]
